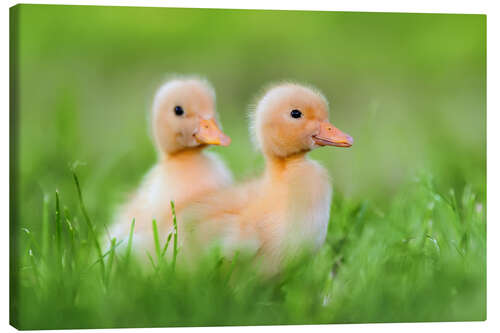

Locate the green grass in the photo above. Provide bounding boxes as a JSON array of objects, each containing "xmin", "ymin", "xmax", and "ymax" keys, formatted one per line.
[
  {"xmin": 11, "ymin": 170, "xmax": 485, "ymax": 329},
  {"xmin": 10, "ymin": 4, "xmax": 486, "ymax": 329}
]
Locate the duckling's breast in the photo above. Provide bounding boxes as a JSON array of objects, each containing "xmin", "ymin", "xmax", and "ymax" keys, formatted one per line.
[
  {"xmin": 282, "ymin": 159, "xmax": 332, "ymax": 251},
  {"xmin": 164, "ymin": 151, "xmax": 232, "ymax": 209}
]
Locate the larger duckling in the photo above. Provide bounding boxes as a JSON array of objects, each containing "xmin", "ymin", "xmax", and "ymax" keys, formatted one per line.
[
  {"xmin": 109, "ymin": 77, "xmax": 233, "ymax": 253},
  {"xmin": 180, "ymin": 82, "xmax": 352, "ymax": 275}
]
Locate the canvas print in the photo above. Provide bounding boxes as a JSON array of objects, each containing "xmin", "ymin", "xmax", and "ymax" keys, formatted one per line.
[{"xmin": 10, "ymin": 4, "xmax": 486, "ymax": 329}]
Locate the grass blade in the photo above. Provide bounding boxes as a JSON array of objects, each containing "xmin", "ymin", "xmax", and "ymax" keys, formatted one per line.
[
  {"xmin": 225, "ymin": 251, "xmax": 240, "ymax": 285},
  {"xmin": 55, "ymin": 190, "xmax": 62, "ymax": 263},
  {"xmin": 160, "ymin": 232, "xmax": 173, "ymax": 259},
  {"xmin": 106, "ymin": 238, "xmax": 117, "ymax": 285},
  {"xmin": 64, "ymin": 206, "xmax": 80, "ymax": 236},
  {"xmin": 64, "ymin": 216, "xmax": 76, "ymax": 265},
  {"xmin": 125, "ymin": 218, "xmax": 135, "ymax": 267},
  {"xmin": 72, "ymin": 169, "xmax": 105, "ymax": 281},
  {"xmin": 152, "ymin": 219, "xmax": 161, "ymax": 261},
  {"xmin": 171, "ymin": 201, "xmax": 178, "ymax": 271},
  {"xmin": 87, "ymin": 240, "xmax": 123, "ymax": 271},
  {"xmin": 28, "ymin": 248, "xmax": 41, "ymax": 291},
  {"xmin": 21, "ymin": 228, "xmax": 40, "ymax": 255},
  {"xmin": 63, "ymin": 206, "xmax": 80, "ymax": 270},
  {"xmin": 146, "ymin": 251, "xmax": 157, "ymax": 271},
  {"xmin": 41, "ymin": 194, "xmax": 50, "ymax": 260}
]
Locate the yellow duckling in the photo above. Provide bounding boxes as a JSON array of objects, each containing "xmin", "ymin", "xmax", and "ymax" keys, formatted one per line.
[
  {"xmin": 180, "ymin": 82, "xmax": 352, "ymax": 275},
  {"xmin": 109, "ymin": 77, "xmax": 232, "ymax": 253}
]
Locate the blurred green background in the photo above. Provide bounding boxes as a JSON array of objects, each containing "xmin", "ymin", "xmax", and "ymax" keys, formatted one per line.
[{"xmin": 11, "ymin": 4, "xmax": 486, "ymax": 329}]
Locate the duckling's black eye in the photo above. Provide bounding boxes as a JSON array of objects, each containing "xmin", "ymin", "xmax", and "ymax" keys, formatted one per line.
[
  {"xmin": 290, "ymin": 109, "xmax": 302, "ymax": 119},
  {"xmin": 174, "ymin": 106, "xmax": 184, "ymax": 116}
]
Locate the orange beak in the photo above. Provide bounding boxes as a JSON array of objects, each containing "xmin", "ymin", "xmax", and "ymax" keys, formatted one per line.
[
  {"xmin": 194, "ymin": 118, "xmax": 231, "ymax": 146},
  {"xmin": 312, "ymin": 121, "xmax": 353, "ymax": 148}
]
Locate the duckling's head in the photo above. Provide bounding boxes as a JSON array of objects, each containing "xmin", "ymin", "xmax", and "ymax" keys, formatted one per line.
[
  {"xmin": 251, "ymin": 83, "xmax": 353, "ymax": 158},
  {"xmin": 152, "ymin": 77, "xmax": 231, "ymax": 155}
]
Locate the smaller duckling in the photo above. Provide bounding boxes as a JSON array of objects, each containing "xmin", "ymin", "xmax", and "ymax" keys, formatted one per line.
[
  {"xmin": 180, "ymin": 82, "xmax": 352, "ymax": 275},
  {"xmin": 109, "ymin": 77, "xmax": 233, "ymax": 255}
]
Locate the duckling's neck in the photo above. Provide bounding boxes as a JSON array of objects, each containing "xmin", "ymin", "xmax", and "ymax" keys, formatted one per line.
[
  {"xmin": 265, "ymin": 152, "xmax": 308, "ymax": 179},
  {"xmin": 160, "ymin": 146, "xmax": 206, "ymax": 164}
]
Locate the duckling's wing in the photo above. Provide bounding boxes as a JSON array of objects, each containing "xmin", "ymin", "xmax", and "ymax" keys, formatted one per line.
[{"xmin": 178, "ymin": 180, "xmax": 263, "ymax": 255}]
